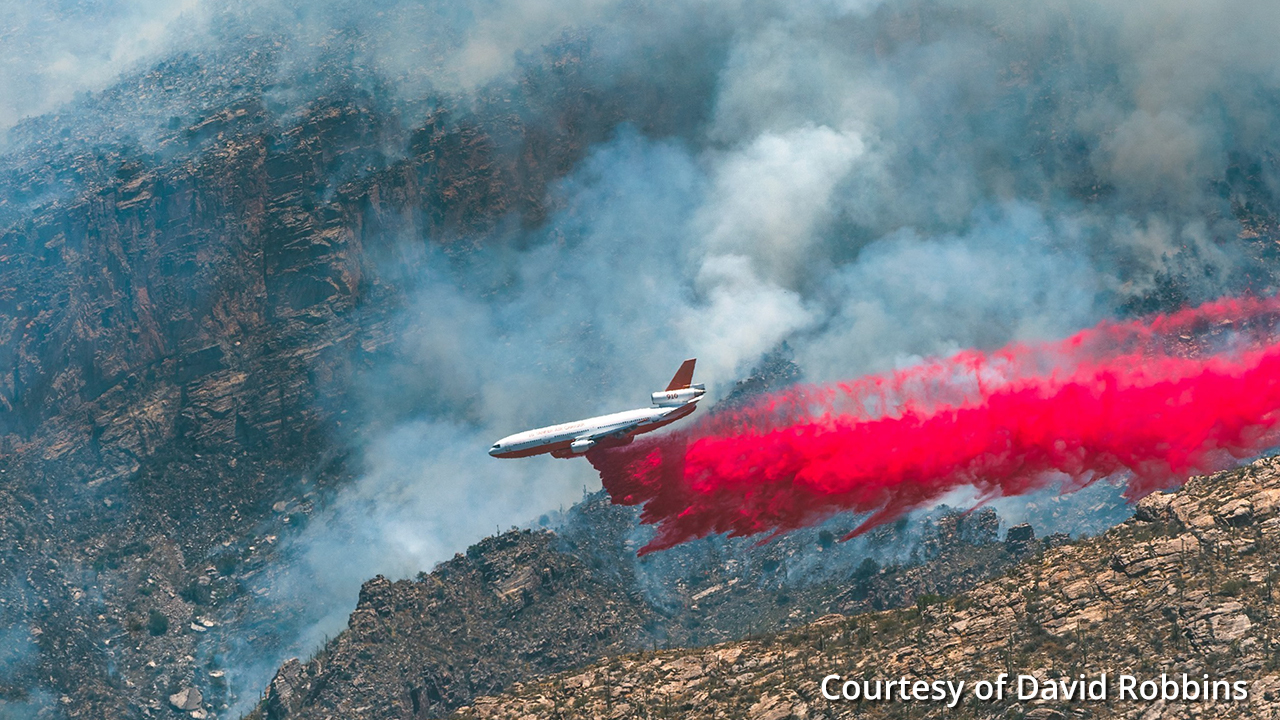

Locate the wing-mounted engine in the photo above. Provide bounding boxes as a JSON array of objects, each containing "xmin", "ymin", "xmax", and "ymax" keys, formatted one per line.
[
  {"xmin": 651, "ymin": 383, "xmax": 706, "ymax": 407},
  {"xmin": 551, "ymin": 433, "xmax": 633, "ymax": 458},
  {"xmin": 553, "ymin": 438, "xmax": 597, "ymax": 458}
]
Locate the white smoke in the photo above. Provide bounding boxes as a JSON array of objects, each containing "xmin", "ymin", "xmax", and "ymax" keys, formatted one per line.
[
  {"xmin": 0, "ymin": 0, "xmax": 211, "ymax": 131},
  {"xmin": 255, "ymin": 0, "xmax": 1280, "ymax": 667}
]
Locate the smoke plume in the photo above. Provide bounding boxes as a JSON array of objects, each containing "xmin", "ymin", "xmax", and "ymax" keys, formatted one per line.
[{"xmin": 592, "ymin": 295, "xmax": 1280, "ymax": 553}]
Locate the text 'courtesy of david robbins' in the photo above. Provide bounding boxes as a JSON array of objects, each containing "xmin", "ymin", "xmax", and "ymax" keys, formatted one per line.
[{"xmin": 820, "ymin": 673, "xmax": 1250, "ymax": 708}]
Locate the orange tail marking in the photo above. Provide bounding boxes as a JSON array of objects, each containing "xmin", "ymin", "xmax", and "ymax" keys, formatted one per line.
[{"xmin": 665, "ymin": 358, "xmax": 696, "ymax": 391}]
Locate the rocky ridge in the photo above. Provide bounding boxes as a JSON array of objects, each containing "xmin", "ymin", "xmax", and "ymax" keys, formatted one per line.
[
  {"xmin": 452, "ymin": 456, "xmax": 1280, "ymax": 720},
  {"xmin": 258, "ymin": 530, "xmax": 658, "ymax": 720},
  {"xmin": 250, "ymin": 482, "xmax": 1058, "ymax": 720}
]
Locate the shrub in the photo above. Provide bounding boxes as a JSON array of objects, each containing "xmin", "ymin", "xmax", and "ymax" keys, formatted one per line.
[
  {"xmin": 1218, "ymin": 578, "xmax": 1249, "ymax": 597},
  {"xmin": 147, "ymin": 610, "xmax": 169, "ymax": 636}
]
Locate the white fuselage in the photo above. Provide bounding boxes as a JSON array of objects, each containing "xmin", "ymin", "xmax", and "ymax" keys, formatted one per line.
[{"xmin": 488, "ymin": 401, "xmax": 699, "ymax": 459}]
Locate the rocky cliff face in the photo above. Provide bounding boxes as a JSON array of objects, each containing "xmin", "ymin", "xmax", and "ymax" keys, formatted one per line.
[
  {"xmin": 0, "ymin": 90, "xmax": 393, "ymax": 720},
  {"xmin": 0, "ymin": 36, "xmax": 667, "ymax": 718},
  {"xmin": 450, "ymin": 455, "xmax": 1280, "ymax": 720}
]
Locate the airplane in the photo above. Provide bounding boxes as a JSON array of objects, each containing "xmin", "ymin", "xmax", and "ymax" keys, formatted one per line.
[{"xmin": 489, "ymin": 359, "xmax": 706, "ymax": 459}]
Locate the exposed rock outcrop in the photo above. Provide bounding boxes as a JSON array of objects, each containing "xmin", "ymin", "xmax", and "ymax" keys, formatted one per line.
[
  {"xmin": 452, "ymin": 456, "xmax": 1280, "ymax": 719},
  {"xmin": 249, "ymin": 489, "xmax": 1050, "ymax": 720},
  {"xmin": 255, "ymin": 531, "xmax": 658, "ymax": 720}
]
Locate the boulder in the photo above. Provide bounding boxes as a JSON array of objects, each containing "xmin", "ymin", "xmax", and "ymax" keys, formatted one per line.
[
  {"xmin": 1004, "ymin": 523, "xmax": 1036, "ymax": 553},
  {"xmin": 168, "ymin": 686, "xmax": 202, "ymax": 711}
]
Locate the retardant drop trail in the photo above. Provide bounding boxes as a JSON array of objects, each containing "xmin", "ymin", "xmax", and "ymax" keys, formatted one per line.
[{"xmin": 589, "ymin": 295, "xmax": 1280, "ymax": 554}]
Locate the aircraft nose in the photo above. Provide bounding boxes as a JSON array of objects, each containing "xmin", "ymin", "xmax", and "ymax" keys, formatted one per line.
[{"xmin": 488, "ymin": 443, "xmax": 501, "ymax": 456}]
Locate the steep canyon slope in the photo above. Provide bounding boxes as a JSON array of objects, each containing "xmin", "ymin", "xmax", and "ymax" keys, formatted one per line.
[
  {"xmin": 454, "ymin": 456, "xmax": 1280, "ymax": 720},
  {"xmin": 0, "ymin": 36, "xmax": 676, "ymax": 717},
  {"xmin": 249, "ymin": 492, "xmax": 1062, "ymax": 719}
]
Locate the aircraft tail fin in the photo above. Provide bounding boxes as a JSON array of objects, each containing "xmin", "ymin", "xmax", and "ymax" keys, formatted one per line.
[{"xmin": 665, "ymin": 359, "xmax": 697, "ymax": 391}]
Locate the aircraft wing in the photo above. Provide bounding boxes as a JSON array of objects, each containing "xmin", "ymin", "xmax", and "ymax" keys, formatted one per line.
[{"xmin": 575, "ymin": 420, "xmax": 643, "ymax": 444}]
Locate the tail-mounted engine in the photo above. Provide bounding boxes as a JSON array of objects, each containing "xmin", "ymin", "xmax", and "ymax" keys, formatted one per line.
[{"xmin": 651, "ymin": 383, "xmax": 706, "ymax": 407}]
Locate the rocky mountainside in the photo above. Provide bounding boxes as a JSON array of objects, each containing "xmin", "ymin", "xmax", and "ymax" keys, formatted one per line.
[
  {"xmin": 0, "ymin": 34, "xmax": 690, "ymax": 718},
  {"xmin": 248, "ymin": 479, "xmax": 1069, "ymax": 720},
  {"xmin": 9, "ymin": 6, "xmax": 1280, "ymax": 720},
  {"xmin": 450, "ymin": 455, "xmax": 1280, "ymax": 720},
  {"xmin": 257, "ymin": 530, "xmax": 659, "ymax": 720}
]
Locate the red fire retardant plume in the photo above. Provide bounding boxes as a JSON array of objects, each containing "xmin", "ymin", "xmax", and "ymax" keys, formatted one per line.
[{"xmin": 590, "ymin": 295, "xmax": 1280, "ymax": 554}]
